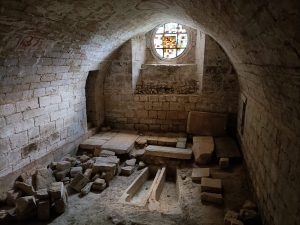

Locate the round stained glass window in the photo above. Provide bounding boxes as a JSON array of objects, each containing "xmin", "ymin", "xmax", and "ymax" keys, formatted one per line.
[{"xmin": 153, "ymin": 22, "xmax": 188, "ymax": 59}]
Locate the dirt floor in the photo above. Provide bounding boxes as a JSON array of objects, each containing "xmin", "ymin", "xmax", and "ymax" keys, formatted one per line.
[{"xmin": 11, "ymin": 161, "xmax": 252, "ymax": 225}]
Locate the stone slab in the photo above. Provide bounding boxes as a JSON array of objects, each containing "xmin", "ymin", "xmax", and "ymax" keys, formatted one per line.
[
  {"xmin": 101, "ymin": 132, "xmax": 139, "ymax": 154},
  {"xmin": 92, "ymin": 162, "xmax": 116, "ymax": 174},
  {"xmin": 201, "ymin": 177, "xmax": 222, "ymax": 193},
  {"xmin": 145, "ymin": 145, "xmax": 192, "ymax": 159},
  {"xmin": 120, "ymin": 166, "xmax": 134, "ymax": 176},
  {"xmin": 79, "ymin": 138, "xmax": 108, "ymax": 150},
  {"xmin": 95, "ymin": 156, "xmax": 120, "ymax": 165},
  {"xmin": 191, "ymin": 168, "xmax": 210, "ymax": 182},
  {"xmin": 215, "ymin": 136, "xmax": 241, "ymax": 158},
  {"xmin": 187, "ymin": 111, "xmax": 227, "ymax": 136},
  {"xmin": 192, "ymin": 136, "xmax": 214, "ymax": 164},
  {"xmin": 69, "ymin": 174, "xmax": 89, "ymax": 192},
  {"xmin": 49, "ymin": 182, "xmax": 64, "ymax": 200}
]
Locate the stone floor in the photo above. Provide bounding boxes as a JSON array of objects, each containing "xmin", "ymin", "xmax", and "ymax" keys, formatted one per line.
[{"xmin": 11, "ymin": 162, "xmax": 252, "ymax": 225}]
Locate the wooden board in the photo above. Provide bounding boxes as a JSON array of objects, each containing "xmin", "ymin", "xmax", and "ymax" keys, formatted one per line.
[
  {"xmin": 145, "ymin": 145, "xmax": 192, "ymax": 159},
  {"xmin": 101, "ymin": 132, "xmax": 139, "ymax": 154},
  {"xmin": 187, "ymin": 111, "xmax": 227, "ymax": 136},
  {"xmin": 214, "ymin": 136, "xmax": 241, "ymax": 158}
]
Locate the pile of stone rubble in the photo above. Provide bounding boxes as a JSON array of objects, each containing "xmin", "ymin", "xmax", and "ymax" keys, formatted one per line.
[
  {"xmin": 224, "ymin": 200, "xmax": 261, "ymax": 225},
  {"xmin": 0, "ymin": 150, "xmax": 143, "ymax": 223}
]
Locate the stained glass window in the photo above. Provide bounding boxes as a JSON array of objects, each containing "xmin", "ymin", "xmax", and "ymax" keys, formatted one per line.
[{"xmin": 153, "ymin": 23, "xmax": 188, "ymax": 59}]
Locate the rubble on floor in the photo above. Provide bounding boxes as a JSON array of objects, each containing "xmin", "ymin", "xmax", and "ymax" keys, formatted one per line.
[{"xmin": 224, "ymin": 200, "xmax": 261, "ymax": 225}]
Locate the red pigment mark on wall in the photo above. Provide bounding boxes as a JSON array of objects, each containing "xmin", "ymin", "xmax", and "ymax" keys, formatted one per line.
[{"xmin": 17, "ymin": 35, "xmax": 41, "ymax": 50}]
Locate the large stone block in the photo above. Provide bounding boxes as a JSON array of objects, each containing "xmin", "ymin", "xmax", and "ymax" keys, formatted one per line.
[
  {"xmin": 34, "ymin": 168, "xmax": 55, "ymax": 190},
  {"xmin": 15, "ymin": 196, "xmax": 37, "ymax": 220},
  {"xmin": 187, "ymin": 111, "xmax": 227, "ymax": 136},
  {"xmin": 192, "ymin": 136, "xmax": 214, "ymax": 164},
  {"xmin": 69, "ymin": 174, "xmax": 89, "ymax": 192}
]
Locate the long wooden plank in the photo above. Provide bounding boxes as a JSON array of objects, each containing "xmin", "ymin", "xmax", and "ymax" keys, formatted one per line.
[{"xmin": 145, "ymin": 145, "xmax": 192, "ymax": 159}]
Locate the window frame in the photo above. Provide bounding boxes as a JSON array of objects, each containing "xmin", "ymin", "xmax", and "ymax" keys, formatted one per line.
[{"xmin": 151, "ymin": 22, "xmax": 190, "ymax": 60}]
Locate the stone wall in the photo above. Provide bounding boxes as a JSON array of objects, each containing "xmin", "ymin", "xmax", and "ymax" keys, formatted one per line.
[{"xmin": 104, "ymin": 34, "xmax": 239, "ymax": 132}]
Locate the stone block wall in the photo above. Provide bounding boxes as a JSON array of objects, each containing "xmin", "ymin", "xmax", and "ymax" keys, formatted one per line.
[{"xmin": 104, "ymin": 34, "xmax": 239, "ymax": 132}]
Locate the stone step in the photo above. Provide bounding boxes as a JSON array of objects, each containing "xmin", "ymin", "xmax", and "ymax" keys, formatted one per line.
[
  {"xmin": 145, "ymin": 145, "xmax": 192, "ymax": 159},
  {"xmin": 201, "ymin": 177, "xmax": 222, "ymax": 193}
]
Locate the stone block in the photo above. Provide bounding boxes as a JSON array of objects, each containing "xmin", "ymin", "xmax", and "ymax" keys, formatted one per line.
[
  {"xmin": 6, "ymin": 189, "xmax": 22, "ymax": 206},
  {"xmin": 56, "ymin": 161, "xmax": 71, "ymax": 171},
  {"xmin": 138, "ymin": 161, "xmax": 146, "ymax": 170},
  {"xmin": 92, "ymin": 162, "xmax": 116, "ymax": 174},
  {"xmin": 54, "ymin": 191, "xmax": 68, "ymax": 214},
  {"xmin": 79, "ymin": 155, "xmax": 90, "ymax": 163},
  {"xmin": 37, "ymin": 200, "xmax": 50, "ymax": 220},
  {"xmin": 83, "ymin": 168, "xmax": 92, "ymax": 179},
  {"xmin": 219, "ymin": 157, "xmax": 230, "ymax": 169},
  {"xmin": 54, "ymin": 169, "xmax": 69, "ymax": 181},
  {"xmin": 15, "ymin": 196, "xmax": 37, "ymax": 220},
  {"xmin": 70, "ymin": 167, "xmax": 83, "ymax": 178},
  {"xmin": 49, "ymin": 182, "xmax": 64, "ymax": 200},
  {"xmin": 145, "ymin": 145, "xmax": 192, "ymax": 159},
  {"xmin": 187, "ymin": 111, "xmax": 227, "ymax": 136},
  {"xmin": 201, "ymin": 178, "xmax": 222, "ymax": 193},
  {"xmin": 94, "ymin": 156, "xmax": 120, "ymax": 165},
  {"xmin": 192, "ymin": 136, "xmax": 214, "ymax": 164},
  {"xmin": 120, "ymin": 166, "xmax": 135, "ymax": 176},
  {"xmin": 92, "ymin": 178, "xmax": 106, "ymax": 191},
  {"xmin": 191, "ymin": 168, "xmax": 210, "ymax": 182},
  {"xmin": 125, "ymin": 158, "xmax": 136, "ymax": 167},
  {"xmin": 15, "ymin": 181, "xmax": 35, "ymax": 196},
  {"xmin": 81, "ymin": 182, "xmax": 93, "ymax": 196},
  {"xmin": 36, "ymin": 188, "xmax": 49, "ymax": 200},
  {"xmin": 200, "ymin": 192, "xmax": 223, "ymax": 205},
  {"xmin": 99, "ymin": 150, "xmax": 116, "ymax": 157},
  {"xmin": 34, "ymin": 168, "xmax": 55, "ymax": 190},
  {"xmin": 101, "ymin": 171, "xmax": 115, "ymax": 183},
  {"xmin": 69, "ymin": 174, "xmax": 89, "ymax": 192}
]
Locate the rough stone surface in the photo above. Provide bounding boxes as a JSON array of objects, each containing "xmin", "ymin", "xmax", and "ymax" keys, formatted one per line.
[
  {"xmin": 92, "ymin": 163, "xmax": 116, "ymax": 174},
  {"xmin": 34, "ymin": 168, "xmax": 55, "ymax": 189},
  {"xmin": 70, "ymin": 166, "xmax": 83, "ymax": 178},
  {"xmin": 69, "ymin": 174, "xmax": 89, "ymax": 192},
  {"xmin": 192, "ymin": 136, "xmax": 214, "ymax": 164},
  {"xmin": 81, "ymin": 182, "xmax": 93, "ymax": 196},
  {"xmin": 15, "ymin": 181, "xmax": 35, "ymax": 196},
  {"xmin": 120, "ymin": 166, "xmax": 135, "ymax": 176},
  {"xmin": 49, "ymin": 182, "xmax": 64, "ymax": 200},
  {"xmin": 125, "ymin": 159, "xmax": 136, "ymax": 167},
  {"xmin": 36, "ymin": 188, "xmax": 49, "ymax": 200},
  {"xmin": 92, "ymin": 178, "xmax": 106, "ymax": 191},
  {"xmin": 56, "ymin": 161, "xmax": 72, "ymax": 171}
]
